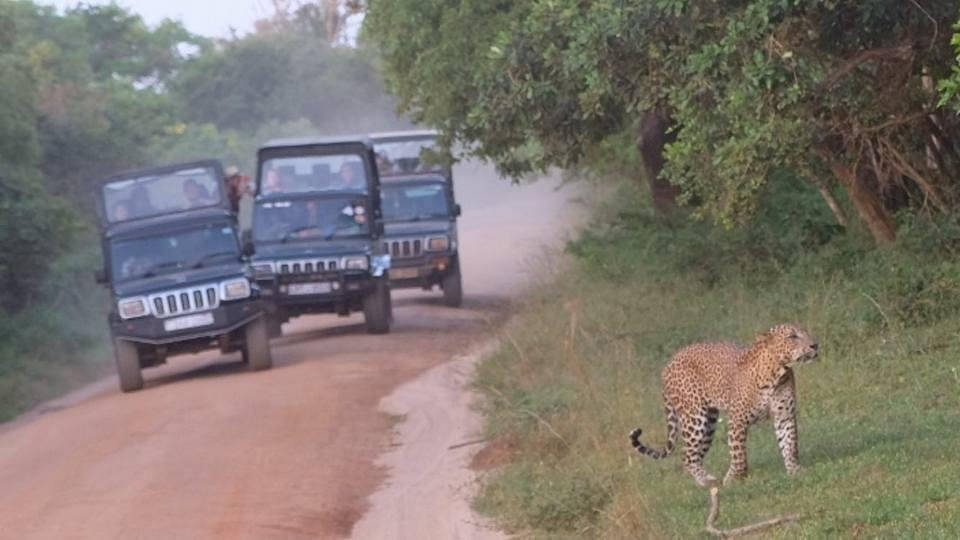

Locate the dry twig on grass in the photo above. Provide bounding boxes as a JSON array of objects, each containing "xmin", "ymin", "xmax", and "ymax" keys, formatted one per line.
[{"xmin": 705, "ymin": 486, "xmax": 800, "ymax": 538}]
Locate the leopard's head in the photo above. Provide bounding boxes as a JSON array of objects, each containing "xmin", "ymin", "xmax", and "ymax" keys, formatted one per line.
[{"xmin": 758, "ymin": 323, "xmax": 819, "ymax": 367}]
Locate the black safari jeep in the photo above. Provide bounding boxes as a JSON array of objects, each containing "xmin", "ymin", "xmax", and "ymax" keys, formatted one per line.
[
  {"xmin": 94, "ymin": 160, "xmax": 271, "ymax": 392},
  {"xmin": 248, "ymin": 136, "xmax": 392, "ymax": 337},
  {"xmin": 370, "ymin": 130, "xmax": 463, "ymax": 307}
]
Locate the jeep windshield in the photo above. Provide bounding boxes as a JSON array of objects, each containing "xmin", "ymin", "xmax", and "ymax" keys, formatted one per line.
[
  {"xmin": 382, "ymin": 182, "xmax": 450, "ymax": 222},
  {"xmin": 110, "ymin": 222, "xmax": 240, "ymax": 281},
  {"xmin": 253, "ymin": 195, "xmax": 371, "ymax": 243},
  {"xmin": 259, "ymin": 154, "xmax": 370, "ymax": 196},
  {"xmin": 103, "ymin": 165, "xmax": 223, "ymax": 224},
  {"xmin": 374, "ymin": 140, "xmax": 445, "ymax": 176}
]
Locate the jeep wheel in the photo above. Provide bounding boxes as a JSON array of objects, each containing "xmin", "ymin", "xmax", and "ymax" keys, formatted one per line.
[
  {"xmin": 243, "ymin": 316, "xmax": 273, "ymax": 371},
  {"xmin": 441, "ymin": 265, "xmax": 463, "ymax": 307},
  {"xmin": 363, "ymin": 277, "xmax": 392, "ymax": 334},
  {"xmin": 114, "ymin": 338, "xmax": 143, "ymax": 392}
]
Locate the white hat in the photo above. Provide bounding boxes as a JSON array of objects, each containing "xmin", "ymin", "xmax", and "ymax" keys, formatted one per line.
[{"xmin": 224, "ymin": 166, "xmax": 239, "ymax": 177}]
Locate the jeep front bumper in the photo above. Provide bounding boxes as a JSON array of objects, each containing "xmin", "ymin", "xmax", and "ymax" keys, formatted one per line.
[
  {"xmin": 110, "ymin": 299, "xmax": 265, "ymax": 345},
  {"xmin": 388, "ymin": 253, "xmax": 457, "ymax": 289}
]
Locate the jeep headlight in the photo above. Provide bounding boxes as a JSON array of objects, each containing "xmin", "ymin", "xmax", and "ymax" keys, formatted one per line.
[
  {"xmin": 426, "ymin": 236, "xmax": 449, "ymax": 252},
  {"xmin": 343, "ymin": 255, "xmax": 369, "ymax": 270},
  {"xmin": 220, "ymin": 278, "xmax": 251, "ymax": 300},
  {"xmin": 251, "ymin": 262, "xmax": 274, "ymax": 278},
  {"xmin": 118, "ymin": 297, "xmax": 148, "ymax": 320}
]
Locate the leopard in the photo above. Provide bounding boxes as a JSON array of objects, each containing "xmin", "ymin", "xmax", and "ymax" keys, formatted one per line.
[{"xmin": 628, "ymin": 323, "xmax": 819, "ymax": 487}]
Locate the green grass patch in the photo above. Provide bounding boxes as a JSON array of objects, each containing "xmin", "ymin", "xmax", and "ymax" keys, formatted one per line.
[{"xmin": 473, "ymin": 179, "xmax": 960, "ymax": 538}]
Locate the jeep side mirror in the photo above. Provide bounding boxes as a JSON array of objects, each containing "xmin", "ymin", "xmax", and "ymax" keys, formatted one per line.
[
  {"xmin": 453, "ymin": 204, "xmax": 462, "ymax": 217},
  {"xmin": 94, "ymin": 269, "xmax": 107, "ymax": 284}
]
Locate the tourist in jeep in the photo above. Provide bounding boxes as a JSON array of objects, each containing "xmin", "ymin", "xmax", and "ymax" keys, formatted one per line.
[{"xmin": 183, "ymin": 178, "xmax": 216, "ymax": 208}]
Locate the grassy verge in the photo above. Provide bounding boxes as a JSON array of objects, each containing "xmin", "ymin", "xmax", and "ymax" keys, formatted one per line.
[
  {"xmin": 473, "ymin": 179, "xmax": 960, "ymax": 538},
  {"xmin": 0, "ymin": 244, "xmax": 112, "ymax": 422}
]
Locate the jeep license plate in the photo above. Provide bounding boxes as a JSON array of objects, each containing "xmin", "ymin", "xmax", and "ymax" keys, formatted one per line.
[
  {"xmin": 391, "ymin": 267, "xmax": 420, "ymax": 279},
  {"xmin": 287, "ymin": 282, "xmax": 332, "ymax": 295},
  {"xmin": 163, "ymin": 312, "xmax": 215, "ymax": 332}
]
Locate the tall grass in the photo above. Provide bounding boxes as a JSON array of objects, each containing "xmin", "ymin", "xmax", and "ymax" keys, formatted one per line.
[
  {"xmin": 473, "ymin": 178, "xmax": 960, "ymax": 538},
  {"xmin": 0, "ymin": 242, "xmax": 111, "ymax": 421}
]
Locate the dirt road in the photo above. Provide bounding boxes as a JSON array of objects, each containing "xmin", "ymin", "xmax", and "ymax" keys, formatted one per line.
[{"xmin": 0, "ymin": 163, "xmax": 581, "ymax": 539}]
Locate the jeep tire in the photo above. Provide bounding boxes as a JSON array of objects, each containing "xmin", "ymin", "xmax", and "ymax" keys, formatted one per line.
[
  {"xmin": 243, "ymin": 316, "xmax": 273, "ymax": 371},
  {"xmin": 363, "ymin": 277, "xmax": 392, "ymax": 334},
  {"xmin": 441, "ymin": 263, "xmax": 463, "ymax": 307},
  {"xmin": 114, "ymin": 338, "xmax": 144, "ymax": 392}
]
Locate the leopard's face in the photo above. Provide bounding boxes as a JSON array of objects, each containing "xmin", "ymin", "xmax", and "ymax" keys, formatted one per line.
[{"xmin": 765, "ymin": 324, "xmax": 819, "ymax": 367}]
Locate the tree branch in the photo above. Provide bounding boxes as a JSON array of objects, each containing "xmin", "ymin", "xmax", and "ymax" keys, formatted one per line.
[
  {"xmin": 705, "ymin": 486, "xmax": 801, "ymax": 538},
  {"xmin": 822, "ymin": 44, "xmax": 913, "ymax": 90}
]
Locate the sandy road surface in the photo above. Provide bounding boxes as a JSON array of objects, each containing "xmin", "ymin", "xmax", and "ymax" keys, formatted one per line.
[{"xmin": 0, "ymin": 163, "xmax": 581, "ymax": 539}]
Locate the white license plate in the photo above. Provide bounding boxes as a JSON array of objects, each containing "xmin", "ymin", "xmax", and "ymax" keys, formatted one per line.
[
  {"xmin": 391, "ymin": 267, "xmax": 420, "ymax": 280},
  {"xmin": 287, "ymin": 282, "xmax": 332, "ymax": 295},
  {"xmin": 163, "ymin": 312, "xmax": 215, "ymax": 332}
]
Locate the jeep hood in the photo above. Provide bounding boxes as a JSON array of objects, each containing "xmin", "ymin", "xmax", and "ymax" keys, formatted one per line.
[
  {"xmin": 383, "ymin": 219, "xmax": 453, "ymax": 237},
  {"xmin": 252, "ymin": 238, "xmax": 372, "ymax": 261},
  {"xmin": 114, "ymin": 263, "xmax": 246, "ymax": 297}
]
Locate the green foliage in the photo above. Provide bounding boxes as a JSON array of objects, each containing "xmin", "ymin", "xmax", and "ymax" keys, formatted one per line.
[
  {"xmin": 475, "ymin": 182, "xmax": 960, "ymax": 537},
  {"xmin": 939, "ymin": 21, "xmax": 960, "ymax": 109},
  {"xmin": 367, "ymin": 0, "xmax": 960, "ymax": 239},
  {"xmin": 0, "ymin": 244, "xmax": 111, "ymax": 421}
]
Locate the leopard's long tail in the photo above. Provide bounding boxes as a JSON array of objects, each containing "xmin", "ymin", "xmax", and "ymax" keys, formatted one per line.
[{"xmin": 629, "ymin": 403, "xmax": 678, "ymax": 459}]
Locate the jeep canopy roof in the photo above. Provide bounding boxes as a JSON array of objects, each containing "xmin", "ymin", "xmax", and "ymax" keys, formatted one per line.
[
  {"xmin": 369, "ymin": 130, "xmax": 448, "ymax": 178},
  {"xmin": 255, "ymin": 136, "xmax": 380, "ymax": 197},
  {"xmin": 97, "ymin": 159, "xmax": 228, "ymax": 228}
]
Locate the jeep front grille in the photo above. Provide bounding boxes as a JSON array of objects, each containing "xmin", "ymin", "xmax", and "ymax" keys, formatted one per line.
[
  {"xmin": 384, "ymin": 238, "xmax": 423, "ymax": 259},
  {"xmin": 149, "ymin": 284, "xmax": 220, "ymax": 318},
  {"xmin": 276, "ymin": 258, "xmax": 340, "ymax": 274}
]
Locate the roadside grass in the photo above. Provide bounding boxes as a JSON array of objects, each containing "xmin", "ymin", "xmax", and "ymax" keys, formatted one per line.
[
  {"xmin": 0, "ymin": 245, "xmax": 111, "ymax": 421},
  {"xmin": 473, "ymin": 180, "xmax": 960, "ymax": 538}
]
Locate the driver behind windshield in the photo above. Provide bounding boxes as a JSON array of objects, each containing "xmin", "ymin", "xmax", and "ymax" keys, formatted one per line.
[
  {"xmin": 382, "ymin": 183, "xmax": 450, "ymax": 222},
  {"xmin": 111, "ymin": 225, "xmax": 239, "ymax": 281},
  {"xmin": 255, "ymin": 198, "xmax": 368, "ymax": 242}
]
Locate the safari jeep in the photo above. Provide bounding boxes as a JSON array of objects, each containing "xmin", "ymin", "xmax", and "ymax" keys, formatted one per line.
[
  {"xmin": 371, "ymin": 130, "xmax": 463, "ymax": 307},
  {"xmin": 94, "ymin": 160, "xmax": 271, "ymax": 393},
  {"xmin": 248, "ymin": 136, "xmax": 392, "ymax": 336}
]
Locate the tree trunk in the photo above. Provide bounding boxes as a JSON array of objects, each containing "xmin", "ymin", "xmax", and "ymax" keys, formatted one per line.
[
  {"xmin": 815, "ymin": 146, "xmax": 896, "ymax": 244},
  {"xmin": 638, "ymin": 111, "xmax": 681, "ymax": 215}
]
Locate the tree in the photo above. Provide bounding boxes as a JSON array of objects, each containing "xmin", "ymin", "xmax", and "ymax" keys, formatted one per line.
[
  {"xmin": 366, "ymin": 1, "xmax": 960, "ymax": 241},
  {"xmin": 0, "ymin": 16, "xmax": 76, "ymax": 311}
]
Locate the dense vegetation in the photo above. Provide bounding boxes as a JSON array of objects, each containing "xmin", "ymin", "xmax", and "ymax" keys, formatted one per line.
[
  {"xmin": 0, "ymin": 0, "xmax": 405, "ymax": 420},
  {"xmin": 364, "ymin": 1, "xmax": 960, "ymax": 537},
  {"xmin": 366, "ymin": 0, "xmax": 960, "ymax": 243}
]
